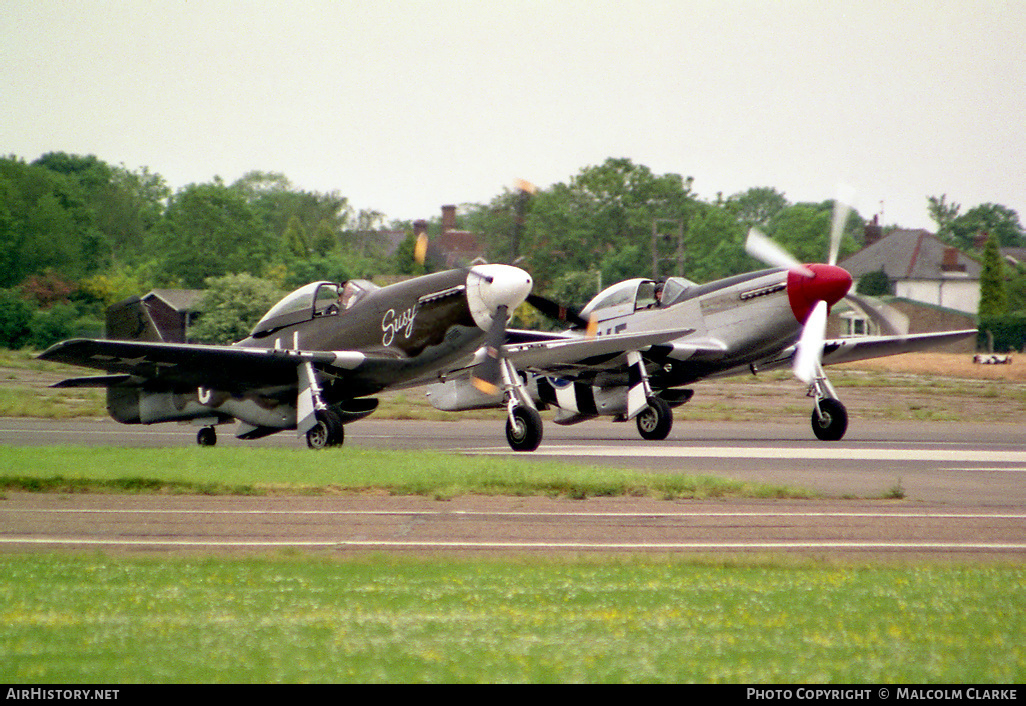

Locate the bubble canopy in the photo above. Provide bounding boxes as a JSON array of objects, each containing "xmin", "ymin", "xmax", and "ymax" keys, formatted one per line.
[{"xmin": 250, "ymin": 280, "xmax": 377, "ymax": 337}]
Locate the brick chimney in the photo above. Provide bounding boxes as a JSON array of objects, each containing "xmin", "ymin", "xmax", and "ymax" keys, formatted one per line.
[
  {"xmin": 941, "ymin": 247, "xmax": 966, "ymax": 272},
  {"xmin": 413, "ymin": 219, "xmax": 428, "ymax": 238},
  {"xmin": 441, "ymin": 205, "xmax": 457, "ymax": 232},
  {"xmin": 863, "ymin": 215, "xmax": 883, "ymax": 247}
]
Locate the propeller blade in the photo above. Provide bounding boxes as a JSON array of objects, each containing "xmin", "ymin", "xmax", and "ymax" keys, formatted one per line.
[
  {"xmin": 526, "ymin": 294, "xmax": 589, "ymax": 329},
  {"xmin": 514, "ymin": 178, "xmax": 537, "ymax": 195},
  {"xmin": 793, "ymin": 299, "xmax": 828, "ymax": 385},
  {"xmin": 512, "ymin": 179, "xmax": 535, "ymax": 264},
  {"xmin": 471, "ymin": 304, "xmax": 509, "ymax": 395},
  {"xmin": 745, "ymin": 228, "xmax": 814, "ymax": 277},
  {"xmin": 827, "ymin": 183, "xmax": 855, "ymax": 266},
  {"xmin": 414, "ymin": 232, "xmax": 428, "ymax": 266}
]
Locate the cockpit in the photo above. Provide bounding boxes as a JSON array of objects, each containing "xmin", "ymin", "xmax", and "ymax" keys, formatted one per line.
[
  {"xmin": 579, "ymin": 276, "xmax": 695, "ymax": 323},
  {"xmin": 251, "ymin": 280, "xmax": 377, "ymax": 337}
]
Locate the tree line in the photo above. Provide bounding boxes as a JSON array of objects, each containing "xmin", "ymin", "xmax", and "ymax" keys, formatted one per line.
[{"xmin": 1, "ymin": 152, "xmax": 1023, "ymax": 347}]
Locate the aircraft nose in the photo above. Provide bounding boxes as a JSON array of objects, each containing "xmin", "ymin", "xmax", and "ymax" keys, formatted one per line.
[
  {"xmin": 787, "ymin": 264, "xmax": 852, "ymax": 324},
  {"xmin": 466, "ymin": 264, "xmax": 534, "ymax": 329},
  {"xmin": 472, "ymin": 264, "xmax": 533, "ymax": 309}
]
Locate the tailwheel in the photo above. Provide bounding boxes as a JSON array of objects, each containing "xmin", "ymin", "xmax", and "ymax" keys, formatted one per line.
[
  {"xmin": 506, "ymin": 405, "xmax": 543, "ymax": 452},
  {"xmin": 306, "ymin": 410, "xmax": 345, "ymax": 449},
  {"xmin": 636, "ymin": 397, "xmax": 673, "ymax": 441},
  {"xmin": 197, "ymin": 426, "xmax": 217, "ymax": 447},
  {"xmin": 812, "ymin": 398, "xmax": 848, "ymax": 441}
]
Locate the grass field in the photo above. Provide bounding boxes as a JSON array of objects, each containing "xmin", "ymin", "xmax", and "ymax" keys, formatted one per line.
[
  {"xmin": 0, "ymin": 553, "xmax": 1022, "ymax": 683},
  {"xmin": 3, "ymin": 350, "xmax": 1024, "ymax": 684},
  {"xmin": 0, "ymin": 446, "xmax": 809, "ymax": 500}
]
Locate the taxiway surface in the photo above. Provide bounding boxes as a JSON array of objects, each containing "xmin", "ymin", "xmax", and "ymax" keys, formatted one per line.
[{"xmin": 2, "ymin": 418, "xmax": 1024, "ymax": 560}]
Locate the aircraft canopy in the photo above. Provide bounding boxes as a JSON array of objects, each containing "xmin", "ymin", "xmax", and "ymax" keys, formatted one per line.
[
  {"xmin": 579, "ymin": 276, "xmax": 696, "ymax": 322},
  {"xmin": 251, "ymin": 280, "xmax": 378, "ymax": 337}
]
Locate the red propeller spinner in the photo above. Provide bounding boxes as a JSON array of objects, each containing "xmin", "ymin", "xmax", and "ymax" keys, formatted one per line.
[{"xmin": 787, "ymin": 264, "xmax": 853, "ymax": 324}]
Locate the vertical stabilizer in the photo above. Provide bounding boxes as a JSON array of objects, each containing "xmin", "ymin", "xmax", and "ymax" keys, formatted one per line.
[{"xmin": 105, "ymin": 296, "xmax": 164, "ymax": 342}]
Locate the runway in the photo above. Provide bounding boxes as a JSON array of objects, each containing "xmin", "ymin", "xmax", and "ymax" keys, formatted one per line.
[
  {"xmin": 4, "ymin": 416, "xmax": 1024, "ymax": 503},
  {"xmin": 2, "ymin": 417, "xmax": 1025, "ymax": 560}
]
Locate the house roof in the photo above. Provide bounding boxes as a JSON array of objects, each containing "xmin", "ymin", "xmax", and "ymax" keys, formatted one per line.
[
  {"xmin": 838, "ymin": 229, "xmax": 981, "ymax": 281},
  {"xmin": 1001, "ymin": 247, "xmax": 1026, "ymax": 268}
]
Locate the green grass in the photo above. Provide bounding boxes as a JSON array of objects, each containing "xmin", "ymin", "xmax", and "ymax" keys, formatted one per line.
[
  {"xmin": 0, "ymin": 446, "xmax": 810, "ymax": 500},
  {"xmin": 0, "ymin": 553, "xmax": 1021, "ymax": 683}
]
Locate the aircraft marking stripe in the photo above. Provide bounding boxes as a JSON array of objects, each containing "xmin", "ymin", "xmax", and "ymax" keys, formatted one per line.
[
  {"xmin": 472, "ymin": 445, "xmax": 1026, "ymax": 464},
  {"xmin": 1, "ymin": 537, "xmax": 1024, "ymax": 551}
]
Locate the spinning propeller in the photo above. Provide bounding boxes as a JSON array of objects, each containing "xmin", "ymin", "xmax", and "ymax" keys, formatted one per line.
[
  {"xmin": 744, "ymin": 186, "xmax": 855, "ymax": 384},
  {"xmin": 463, "ymin": 264, "xmax": 534, "ymax": 395},
  {"xmin": 471, "ymin": 303, "xmax": 508, "ymax": 395}
]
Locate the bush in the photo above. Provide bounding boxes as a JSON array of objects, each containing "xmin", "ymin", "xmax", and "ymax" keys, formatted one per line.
[
  {"xmin": 29, "ymin": 303, "xmax": 79, "ymax": 349},
  {"xmin": 190, "ymin": 274, "xmax": 284, "ymax": 345},
  {"xmin": 978, "ymin": 313, "xmax": 1026, "ymax": 352},
  {"xmin": 0, "ymin": 289, "xmax": 33, "ymax": 349},
  {"xmin": 856, "ymin": 269, "xmax": 892, "ymax": 296}
]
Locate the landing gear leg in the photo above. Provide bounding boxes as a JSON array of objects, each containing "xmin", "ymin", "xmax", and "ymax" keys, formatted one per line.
[
  {"xmin": 807, "ymin": 365, "xmax": 848, "ymax": 441},
  {"xmin": 500, "ymin": 358, "xmax": 543, "ymax": 452},
  {"xmin": 297, "ymin": 362, "xmax": 345, "ymax": 449},
  {"xmin": 625, "ymin": 350, "xmax": 672, "ymax": 440}
]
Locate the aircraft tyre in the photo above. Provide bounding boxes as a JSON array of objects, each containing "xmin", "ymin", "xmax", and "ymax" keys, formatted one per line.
[
  {"xmin": 636, "ymin": 397, "xmax": 673, "ymax": 441},
  {"xmin": 306, "ymin": 410, "xmax": 345, "ymax": 449},
  {"xmin": 812, "ymin": 398, "xmax": 848, "ymax": 441},
  {"xmin": 197, "ymin": 426, "xmax": 217, "ymax": 447},
  {"xmin": 506, "ymin": 405, "xmax": 543, "ymax": 452}
]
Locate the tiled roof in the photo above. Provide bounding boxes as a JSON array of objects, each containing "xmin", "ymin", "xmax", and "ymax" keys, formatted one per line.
[{"xmin": 839, "ymin": 229, "xmax": 981, "ymax": 280}]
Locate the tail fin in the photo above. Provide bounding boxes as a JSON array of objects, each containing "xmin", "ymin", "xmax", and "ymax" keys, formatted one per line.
[{"xmin": 105, "ymin": 296, "xmax": 164, "ymax": 342}]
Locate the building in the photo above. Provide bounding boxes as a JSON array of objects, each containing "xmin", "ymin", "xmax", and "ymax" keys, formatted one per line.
[
  {"xmin": 838, "ymin": 221, "xmax": 982, "ymax": 316},
  {"xmin": 432, "ymin": 204, "xmax": 484, "ymax": 268},
  {"xmin": 827, "ymin": 220, "xmax": 979, "ymax": 352}
]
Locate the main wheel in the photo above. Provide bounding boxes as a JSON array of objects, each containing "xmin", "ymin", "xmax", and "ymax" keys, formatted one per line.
[
  {"xmin": 636, "ymin": 397, "xmax": 673, "ymax": 441},
  {"xmin": 506, "ymin": 405, "xmax": 543, "ymax": 452},
  {"xmin": 811, "ymin": 398, "xmax": 848, "ymax": 441},
  {"xmin": 306, "ymin": 410, "xmax": 344, "ymax": 449},
  {"xmin": 197, "ymin": 426, "xmax": 217, "ymax": 447},
  {"xmin": 324, "ymin": 410, "xmax": 345, "ymax": 447}
]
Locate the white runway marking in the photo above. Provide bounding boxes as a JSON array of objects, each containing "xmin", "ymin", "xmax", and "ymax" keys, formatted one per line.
[
  {"xmin": 3, "ymin": 508, "xmax": 1024, "ymax": 520},
  {"xmin": 940, "ymin": 467, "xmax": 1026, "ymax": 473},
  {"xmin": 469, "ymin": 444, "xmax": 1026, "ymax": 464},
  {"xmin": 1, "ymin": 537, "xmax": 1024, "ymax": 552}
]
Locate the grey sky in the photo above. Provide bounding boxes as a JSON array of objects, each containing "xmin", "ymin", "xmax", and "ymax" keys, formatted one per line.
[{"xmin": 4, "ymin": 0, "xmax": 1024, "ymax": 232}]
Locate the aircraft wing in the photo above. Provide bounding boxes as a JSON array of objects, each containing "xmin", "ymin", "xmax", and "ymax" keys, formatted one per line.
[
  {"xmin": 819, "ymin": 329, "xmax": 979, "ymax": 366},
  {"xmin": 37, "ymin": 338, "xmax": 393, "ymax": 393},
  {"xmin": 752, "ymin": 329, "xmax": 979, "ymax": 373},
  {"xmin": 503, "ymin": 328, "xmax": 696, "ymax": 370}
]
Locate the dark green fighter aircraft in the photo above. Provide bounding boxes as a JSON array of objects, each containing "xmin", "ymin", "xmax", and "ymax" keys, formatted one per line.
[{"xmin": 40, "ymin": 264, "xmax": 684, "ymax": 451}]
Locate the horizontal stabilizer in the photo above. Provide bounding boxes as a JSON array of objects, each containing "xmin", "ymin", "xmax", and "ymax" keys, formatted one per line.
[{"xmin": 50, "ymin": 374, "xmax": 133, "ymax": 388}]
